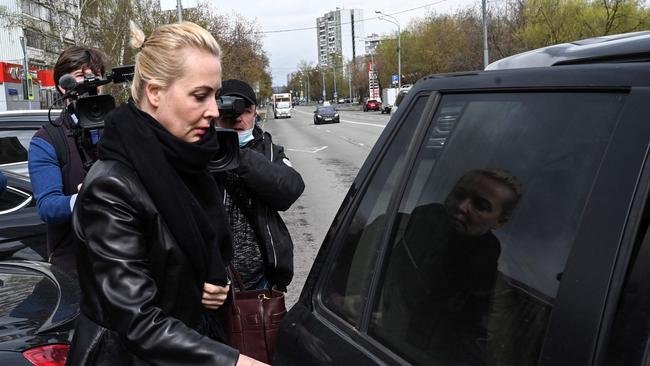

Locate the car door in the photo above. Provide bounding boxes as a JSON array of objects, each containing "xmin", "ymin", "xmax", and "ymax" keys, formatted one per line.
[
  {"xmin": 275, "ymin": 65, "xmax": 650, "ymax": 366},
  {"xmin": 0, "ymin": 118, "xmax": 48, "ymax": 260}
]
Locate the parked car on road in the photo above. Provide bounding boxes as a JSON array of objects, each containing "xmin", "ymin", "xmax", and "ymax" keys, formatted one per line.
[
  {"xmin": 313, "ymin": 106, "xmax": 340, "ymax": 125},
  {"xmin": 0, "ymin": 109, "xmax": 77, "ymax": 366},
  {"xmin": 275, "ymin": 31, "xmax": 650, "ymax": 366},
  {"xmin": 363, "ymin": 99, "xmax": 381, "ymax": 112}
]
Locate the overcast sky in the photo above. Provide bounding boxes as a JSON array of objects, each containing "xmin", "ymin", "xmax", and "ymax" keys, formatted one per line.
[{"xmin": 201, "ymin": 0, "xmax": 478, "ymax": 86}]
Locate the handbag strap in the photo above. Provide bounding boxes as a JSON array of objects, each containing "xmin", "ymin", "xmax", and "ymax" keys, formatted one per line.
[{"xmin": 228, "ymin": 264, "xmax": 246, "ymax": 291}]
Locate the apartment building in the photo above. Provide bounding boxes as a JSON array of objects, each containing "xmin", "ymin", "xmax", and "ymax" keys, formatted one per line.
[{"xmin": 316, "ymin": 8, "xmax": 364, "ymax": 67}]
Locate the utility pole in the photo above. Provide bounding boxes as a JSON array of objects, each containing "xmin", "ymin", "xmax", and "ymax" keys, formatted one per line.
[
  {"xmin": 177, "ymin": 0, "xmax": 183, "ymax": 22},
  {"xmin": 331, "ymin": 55, "xmax": 338, "ymax": 102},
  {"xmin": 19, "ymin": 36, "xmax": 29, "ymax": 101},
  {"xmin": 306, "ymin": 73, "xmax": 310, "ymax": 103},
  {"xmin": 375, "ymin": 11, "xmax": 401, "ymax": 90},
  {"xmin": 482, "ymin": 0, "xmax": 489, "ymax": 68},
  {"xmin": 348, "ymin": 64, "xmax": 352, "ymax": 103},
  {"xmin": 321, "ymin": 68, "xmax": 326, "ymax": 102}
]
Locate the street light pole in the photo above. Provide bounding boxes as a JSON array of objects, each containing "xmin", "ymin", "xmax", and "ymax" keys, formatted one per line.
[
  {"xmin": 375, "ymin": 10, "xmax": 401, "ymax": 90},
  {"xmin": 306, "ymin": 73, "xmax": 310, "ymax": 103},
  {"xmin": 331, "ymin": 55, "xmax": 337, "ymax": 102},
  {"xmin": 482, "ymin": 0, "xmax": 489, "ymax": 68},
  {"xmin": 321, "ymin": 68, "xmax": 326, "ymax": 102}
]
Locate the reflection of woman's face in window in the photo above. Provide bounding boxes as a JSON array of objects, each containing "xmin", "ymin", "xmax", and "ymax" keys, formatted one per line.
[{"xmin": 444, "ymin": 174, "xmax": 514, "ymax": 237}]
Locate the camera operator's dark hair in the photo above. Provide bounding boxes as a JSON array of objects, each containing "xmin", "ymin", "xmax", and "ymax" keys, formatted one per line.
[{"xmin": 54, "ymin": 46, "xmax": 109, "ymax": 93}]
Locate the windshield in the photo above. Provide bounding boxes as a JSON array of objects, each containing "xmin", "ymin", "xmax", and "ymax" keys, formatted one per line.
[
  {"xmin": 277, "ymin": 102, "xmax": 291, "ymax": 109},
  {"xmin": 318, "ymin": 107, "xmax": 336, "ymax": 113}
]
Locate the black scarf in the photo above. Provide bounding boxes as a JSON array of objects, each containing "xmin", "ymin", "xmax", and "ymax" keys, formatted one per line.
[{"xmin": 98, "ymin": 100, "xmax": 232, "ymax": 286}]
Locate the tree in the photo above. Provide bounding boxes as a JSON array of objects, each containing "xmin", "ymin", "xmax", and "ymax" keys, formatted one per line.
[{"xmin": 517, "ymin": 0, "xmax": 650, "ymax": 49}]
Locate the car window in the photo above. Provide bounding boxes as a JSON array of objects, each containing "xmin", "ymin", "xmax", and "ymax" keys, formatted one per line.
[
  {"xmin": 0, "ymin": 129, "xmax": 33, "ymax": 151},
  {"xmin": 395, "ymin": 91, "xmax": 408, "ymax": 107},
  {"xmin": 368, "ymin": 91, "xmax": 624, "ymax": 365},
  {"xmin": 0, "ymin": 183, "xmax": 32, "ymax": 215},
  {"xmin": 320, "ymin": 96, "xmax": 429, "ymax": 326},
  {"xmin": 318, "ymin": 107, "xmax": 335, "ymax": 113},
  {"xmin": 603, "ymin": 198, "xmax": 650, "ymax": 365}
]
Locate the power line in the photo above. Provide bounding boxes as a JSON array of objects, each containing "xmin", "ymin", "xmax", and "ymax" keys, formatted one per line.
[{"xmin": 259, "ymin": 0, "xmax": 449, "ymax": 35}]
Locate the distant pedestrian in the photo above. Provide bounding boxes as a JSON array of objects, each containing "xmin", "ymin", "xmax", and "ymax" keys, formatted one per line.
[
  {"xmin": 66, "ymin": 21, "xmax": 267, "ymax": 366},
  {"xmin": 215, "ymin": 79, "xmax": 304, "ymax": 292}
]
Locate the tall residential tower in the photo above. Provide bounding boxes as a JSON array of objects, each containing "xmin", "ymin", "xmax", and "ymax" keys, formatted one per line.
[{"xmin": 316, "ymin": 8, "xmax": 364, "ymax": 67}]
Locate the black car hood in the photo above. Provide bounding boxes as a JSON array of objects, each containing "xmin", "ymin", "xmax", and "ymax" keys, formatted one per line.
[{"xmin": 0, "ymin": 261, "xmax": 78, "ymax": 351}]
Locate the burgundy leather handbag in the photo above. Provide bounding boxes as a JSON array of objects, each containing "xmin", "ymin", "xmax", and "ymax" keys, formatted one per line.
[{"xmin": 222, "ymin": 266, "xmax": 287, "ymax": 363}]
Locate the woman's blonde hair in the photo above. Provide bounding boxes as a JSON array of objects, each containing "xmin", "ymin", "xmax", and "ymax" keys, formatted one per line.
[{"xmin": 129, "ymin": 21, "xmax": 221, "ymax": 105}]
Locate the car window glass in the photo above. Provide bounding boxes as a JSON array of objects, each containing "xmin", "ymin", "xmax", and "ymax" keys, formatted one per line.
[
  {"xmin": 369, "ymin": 92, "xmax": 624, "ymax": 365},
  {"xmin": 395, "ymin": 91, "xmax": 408, "ymax": 107},
  {"xmin": 321, "ymin": 96, "xmax": 428, "ymax": 326},
  {"xmin": 603, "ymin": 203, "xmax": 650, "ymax": 365},
  {"xmin": 0, "ymin": 135, "xmax": 29, "ymax": 164},
  {"xmin": 0, "ymin": 183, "xmax": 31, "ymax": 215}
]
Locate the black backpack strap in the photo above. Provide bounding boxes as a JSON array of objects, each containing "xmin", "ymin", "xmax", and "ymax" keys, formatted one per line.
[{"xmin": 43, "ymin": 123, "xmax": 68, "ymax": 168}]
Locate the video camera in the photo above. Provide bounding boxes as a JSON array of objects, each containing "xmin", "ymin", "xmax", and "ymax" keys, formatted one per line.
[
  {"xmin": 217, "ymin": 95, "xmax": 246, "ymax": 119},
  {"xmin": 50, "ymin": 65, "xmax": 134, "ymax": 172}
]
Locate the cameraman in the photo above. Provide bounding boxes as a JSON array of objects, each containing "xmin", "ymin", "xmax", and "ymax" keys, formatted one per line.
[
  {"xmin": 28, "ymin": 46, "xmax": 109, "ymax": 268},
  {"xmin": 215, "ymin": 79, "xmax": 304, "ymax": 292}
]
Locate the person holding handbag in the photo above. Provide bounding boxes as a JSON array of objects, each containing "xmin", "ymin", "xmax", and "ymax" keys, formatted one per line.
[{"xmin": 66, "ymin": 21, "xmax": 267, "ymax": 366}]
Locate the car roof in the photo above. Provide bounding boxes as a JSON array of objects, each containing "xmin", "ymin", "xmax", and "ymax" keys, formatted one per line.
[
  {"xmin": 486, "ymin": 30, "xmax": 650, "ymax": 70},
  {"xmin": 0, "ymin": 109, "xmax": 62, "ymax": 128}
]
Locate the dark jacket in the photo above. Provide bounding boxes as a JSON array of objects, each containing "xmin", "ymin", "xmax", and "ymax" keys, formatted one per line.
[
  {"xmin": 216, "ymin": 126, "xmax": 304, "ymax": 289},
  {"xmin": 67, "ymin": 160, "xmax": 239, "ymax": 366}
]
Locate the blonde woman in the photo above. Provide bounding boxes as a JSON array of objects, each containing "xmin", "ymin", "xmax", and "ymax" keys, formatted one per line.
[{"xmin": 66, "ymin": 21, "xmax": 267, "ymax": 366}]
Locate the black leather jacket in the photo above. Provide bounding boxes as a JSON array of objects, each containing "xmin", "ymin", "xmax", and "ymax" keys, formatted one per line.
[
  {"xmin": 67, "ymin": 160, "xmax": 239, "ymax": 366},
  {"xmin": 216, "ymin": 126, "xmax": 304, "ymax": 289}
]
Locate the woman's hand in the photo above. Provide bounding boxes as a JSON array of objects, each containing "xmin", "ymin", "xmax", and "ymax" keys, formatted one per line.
[
  {"xmin": 201, "ymin": 282, "xmax": 229, "ymax": 310},
  {"xmin": 236, "ymin": 354, "xmax": 270, "ymax": 366}
]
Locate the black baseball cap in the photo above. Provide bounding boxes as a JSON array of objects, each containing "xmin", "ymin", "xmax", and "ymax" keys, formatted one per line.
[{"xmin": 220, "ymin": 79, "xmax": 257, "ymax": 106}]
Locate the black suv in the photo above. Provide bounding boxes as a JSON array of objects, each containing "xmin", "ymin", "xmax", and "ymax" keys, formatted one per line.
[{"xmin": 275, "ymin": 32, "xmax": 650, "ymax": 365}]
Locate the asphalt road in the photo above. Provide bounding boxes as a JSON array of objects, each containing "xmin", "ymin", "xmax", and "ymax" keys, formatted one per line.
[{"xmin": 261, "ymin": 105, "xmax": 391, "ymax": 307}]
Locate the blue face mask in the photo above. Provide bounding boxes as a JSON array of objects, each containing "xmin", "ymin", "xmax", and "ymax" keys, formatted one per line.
[{"xmin": 238, "ymin": 127, "xmax": 254, "ymax": 147}]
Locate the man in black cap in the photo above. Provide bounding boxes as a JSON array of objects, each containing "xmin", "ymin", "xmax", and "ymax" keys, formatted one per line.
[{"xmin": 215, "ymin": 79, "xmax": 305, "ymax": 292}]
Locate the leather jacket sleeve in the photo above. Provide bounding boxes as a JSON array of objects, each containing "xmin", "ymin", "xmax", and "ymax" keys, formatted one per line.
[
  {"xmin": 75, "ymin": 172, "xmax": 240, "ymax": 366},
  {"xmin": 235, "ymin": 141, "xmax": 305, "ymax": 211}
]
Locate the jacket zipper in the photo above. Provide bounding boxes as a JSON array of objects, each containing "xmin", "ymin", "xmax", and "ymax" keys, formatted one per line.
[
  {"xmin": 266, "ymin": 222, "xmax": 277, "ymax": 269},
  {"xmin": 265, "ymin": 136, "xmax": 277, "ymax": 269}
]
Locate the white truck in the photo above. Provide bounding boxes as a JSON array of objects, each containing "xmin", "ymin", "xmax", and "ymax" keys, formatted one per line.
[
  {"xmin": 380, "ymin": 87, "xmax": 399, "ymax": 114},
  {"xmin": 272, "ymin": 93, "xmax": 292, "ymax": 119}
]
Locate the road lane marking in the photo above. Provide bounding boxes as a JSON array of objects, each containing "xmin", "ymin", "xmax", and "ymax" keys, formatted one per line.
[
  {"xmin": 286, "ymin": 146, "xmax": 328, "ymax": 153},
  {"xmin": 340, "ymin": 119, "xmax": 385, "ymax": 128}
]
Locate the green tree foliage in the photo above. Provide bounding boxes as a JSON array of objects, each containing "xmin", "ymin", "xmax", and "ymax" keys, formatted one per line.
[
  {"xmin": 517, "ymin": 0, "xmax": 650, "ymax": 49},
  {"xmin": 288, "ymin": 0, "xmax": 649, "ymax": 100}
]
